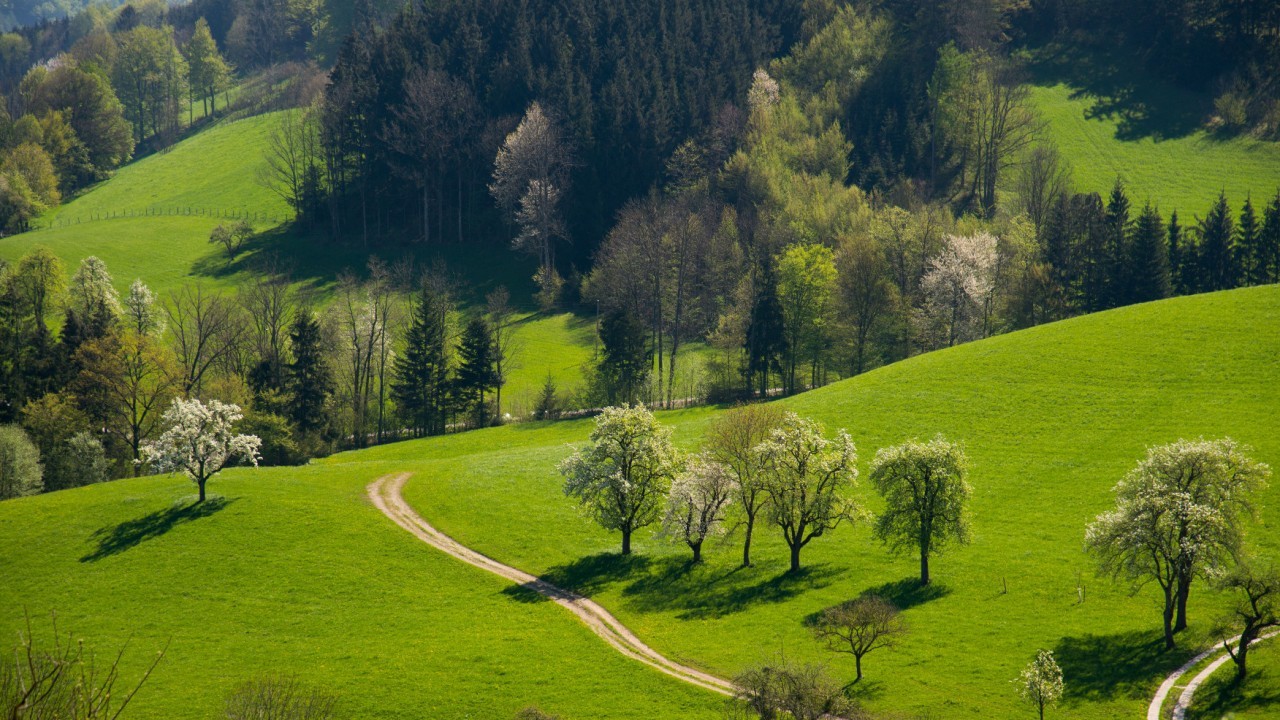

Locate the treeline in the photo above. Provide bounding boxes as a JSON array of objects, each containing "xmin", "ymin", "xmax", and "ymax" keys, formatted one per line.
[{"xmin": 300, "ymin": 0, "xmax": 803, "ymax": 257}]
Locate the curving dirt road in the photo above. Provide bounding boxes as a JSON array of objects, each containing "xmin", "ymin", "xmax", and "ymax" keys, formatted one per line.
[
  {"xmin": 367, "ymin": 473, "xmax": 737, "ymax": 696},
  {"xmin": 1148, "ymin": 631, "xmax": 1279, "ymax": 720}
]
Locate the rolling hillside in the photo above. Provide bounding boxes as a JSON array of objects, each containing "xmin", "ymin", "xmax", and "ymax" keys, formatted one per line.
[{"xmin": 335, "ymin": 284, "xmax": 1280, "ymax": 719}]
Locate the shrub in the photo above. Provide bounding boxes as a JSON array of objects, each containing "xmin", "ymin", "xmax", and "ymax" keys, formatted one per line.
[
  {"xmin": 1214, "ymin": 90, "xmax": 1249, "ymax": 129},
  {"xmin": 224, "ymin": 674, "xmax": 338, "ymax": 720},
  {"xmin": 0, "ymin": 424, "xmax": 42, "ymax": 499}
]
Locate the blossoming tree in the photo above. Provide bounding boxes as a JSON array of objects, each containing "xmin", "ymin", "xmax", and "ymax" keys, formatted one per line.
[{"xmin": 144, "ymin": 398, "xmax": 262, "ymax": 502}]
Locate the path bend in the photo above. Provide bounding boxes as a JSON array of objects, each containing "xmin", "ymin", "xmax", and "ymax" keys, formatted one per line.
[
  {"xmin": 367, "ymin": 473, "xmax": 737, "ymax": 697},
  {"xmin": 1148, "ymin": 631, "xmax": 1279, "ymax": 720}
]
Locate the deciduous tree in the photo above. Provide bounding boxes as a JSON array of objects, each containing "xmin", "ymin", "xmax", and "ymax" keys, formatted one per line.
[
  {"xmin": 706, "ymin": 403, "xmax": 786, "ymax": 568},
  {"xmin": 812, "ymin": 594, "xmax": 905, "ymax": 683},
  {"xmin": 1216, "ymin": 557, "xmax": 1280, "ymax": 682},
  {"xmin": 870, "ymin": 435, "xmax": 972, "ymax": 585},
  {"xmin": 144, "ymin": 397, "xmax": 261, "ymax": 502},
  {"xmin": 1017, "ymin": 650, "xmax": 1063, "ymax": 720},
  {"xmin": 662, "ymin": 454, "xmax": 737, "ymax": 562}
]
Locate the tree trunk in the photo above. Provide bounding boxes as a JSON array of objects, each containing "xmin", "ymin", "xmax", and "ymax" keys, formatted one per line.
[
  {"xmin": 621, "ymin": 528, "xmax": 632, "ymax": 555},
  {"xmin": 1162, "ymin": 585, "xmax": 1176, "ymax": 650},
  {"xmin": 920, "ymin": 550, "xmax": 930, "ymax": 586},
  {"xmin": 789, "ymin": 543, "xmax": 802, "ymax": 573},
  {"xmin": 742, "ymin": 513, "xmax": 755, "ymax": 567},
  {"xmin": 855, "ymin": 654, "xmax": 863, "ymax": 682},
  {"xmin": 1236, "ymin": 628, "xmax": 1255, "ymax": 681},
  {"xmin": 1174, "ymin": 573, "xmax": 1191, "ymax": 632},
  {"xmin": 197, "ymin": 478, "xmax": 207, "ymax": 503},
  {"xmin": 690, "ymin": 540, "xmax": 702, "ymax": 563}
]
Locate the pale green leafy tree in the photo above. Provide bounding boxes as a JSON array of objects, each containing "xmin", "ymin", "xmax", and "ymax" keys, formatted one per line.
[
  {"xmin": 560, "ymin": 404, "xmax": 682, "ymax": 555},
  {"xmin": 1086, "ymin": 438, "xmax": 1270, "ymax": 649},
  {"xmin": 1017, "ymin": 649, "xmax": 1063, "ymax": 720},
  {"xmin": 0, "ymin": 424, "xmax": 42, "ymax": 500},
  {"xmin": 144, "ymin": 398, "xmax": 261, "ymax": 503},
  {"xmin": 870, "ymin": 435, "xmax": 971, "ymax": 586},
  {"xmin": 661, "ymin": 453, "xmax": 737, "ymax": 563},
  {"xmin": 776, "ymin": 243, "xmax": 838, "ymax": 394},
  {"xmin": 758, "ymin": 412, "xmax": 860, "ymax": 573}
]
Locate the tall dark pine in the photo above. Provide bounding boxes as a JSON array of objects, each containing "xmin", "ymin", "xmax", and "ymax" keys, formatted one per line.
[
  {"xmin": 745, "ymin": 262, "xmax": 787, "ymax": 398},
  {"xmin": 287, "ymin": 311, "xmax": 332, "ymax": 436},
  {"xmin": 392, "ymin": 283, "xmax": 453, "ymax": 437},
  {"xmin": 598, "ymin": 308, "xmax": 650, "ymax": 405},
  {"xmin": 1103, "ymin": 178, "xmax": 1132, "ymax": 308},
  {"xmin": 1041, "ymin": 193, "xmax": 1077, "ymax": 318},
  {"xmin": 1238, "ymin": 195, "xmax": 1264, "ymax": 285},
  {"xmin": 1198, "ymin": 192, "xmax": 1237, "ymax": 292},
  {"xmin": 1167, "ymin": 211, "xmax": 1188, "ymax": 295},
  {"xmin": 1128, "ymin": 204, "xmax": 1171, "ymax": 303},
  {"xmin": 1261, "ymin": 192, "xmax": 1280, "ymax": 285},
  {"xmin": 455, "ymin": 317, "xmax": 499, "ymax": 427},
  {"xmin": 1074, "ymin": 193, "xmax": 1108, "ymax": 312}
]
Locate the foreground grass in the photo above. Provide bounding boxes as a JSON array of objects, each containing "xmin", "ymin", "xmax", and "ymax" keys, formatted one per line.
[
  {"xmin": 0, "ymin": 466, "xmax": 722, "ymax": 720},
  {"xmin": 331, "ymin": 285, "xmax": 1280, "ymax": 719}
]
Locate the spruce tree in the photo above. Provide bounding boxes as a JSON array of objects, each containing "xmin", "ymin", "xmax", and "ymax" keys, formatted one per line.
[
  {"xmin": 392, "ymin": 283, "xmax": 453, "ymax": 437},
  {"xmin": 1128, "ymin": 204, "xmax": 1171, "ymax": 303},
  {"xmin": 455, "ymin": 317, "xmax": 499, "ymax": 427},
  {"xmin": 1237, "ymin": 195, "xmax": 1263, "ymax": 285},
  {"xmin": 1041, "ymin": 193, "xmax": 1076, "ymax": 317},
  {"xmin": 598, "ymin": 308, "xmax": 650, "ymax": 405},
  {"xmin": 1103, "ymin": 178, "xmax": 1132, "ymax": 307},
  {"xmin": 1258, "ymin": 191, "xmax": 1280, "ymax": 285},
  {"xmin": 1198, "ymin": 192, "xmax": 1237, "ymax": 292},
  {"xmin": 287, "ymin": 310, "xmax": 332, "ymax": 436},
  {"xmin": 1167, "ymin": 211, "xmax": 1186, "ymax": 294}
]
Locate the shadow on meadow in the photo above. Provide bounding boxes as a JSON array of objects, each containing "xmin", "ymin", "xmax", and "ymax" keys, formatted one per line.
[
  {"xmin": 81, "ymin": 497, "xmax": 237, "ymax": 562},
  {"xmin": 1189, "ymin": 669, "xmax": 1280, "ymax": 720},
  {"xmin": 1054, "ymin": 628, "xmax": 1187, "ymax": 701}
]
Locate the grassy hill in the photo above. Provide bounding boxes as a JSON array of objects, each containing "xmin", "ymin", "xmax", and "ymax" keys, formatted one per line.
[
  {"xmin": 320, "ymin": 284, "xmax": 1280, "ymax": 719},
  {"xmin": 1025, "ymin": 45, "xmax": 1280, "ymax": 214},
  {"xmin": 3, "ymin": 285, "xmax": 1277, "ymax": 718}
]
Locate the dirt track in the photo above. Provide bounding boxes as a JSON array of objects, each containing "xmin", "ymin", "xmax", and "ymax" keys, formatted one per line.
[{"xmin": 366, "ymin": 473, "xmax": 737, "ymax": 696}]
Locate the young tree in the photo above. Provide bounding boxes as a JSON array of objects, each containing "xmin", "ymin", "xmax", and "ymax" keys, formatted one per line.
[
  {"xmin": 1017, "ymin": 649, "xmax": 1064, "ymax": 720},
  {"xmin": 184, "ymin": 18, "xmax": 231, "ymax": 119},
  {"xmin": 870, "ymin": 435, "xmax": 972, "ymax": 586},
  {"xmin": 1102, "ymin": 178, "xmax": 1133, "ymax": 308},
  {"xmin": 661, "ymin": 454, "xmax": 737, "ymax": 562},
  {"xmin": 486, "ymin": 286, "xmax": 518, "ymax": 416},
  {"xmin": 776, "ymin": 244, "xmax": 837, "ymax": 394},
  {"xmin": 1216, "ymin": 557, "xmax": 1280, "ymax": 682},
  {"xmin": 560, "ymin": 404, "xmax": 682, "ymax": 555},
  {"xmin": 1237, "ymin": 195, "xmax": 1264, "ymax": 286},
  {"xmin": 1086, "ymin": 438, "xmax": 1270, "ymax": 648},
  {"xmin": 208, "ymin": 221, "xmax": 253, "ymax": 260},
  {"xmin": 705, "ymin": 403, "xmax": 786, "ymax": 567},
  {"xmin": 811, "ymin": 594, "xmax": 905, "ymax": 683},
  {"xmin": 455, "ymin": 317, "xmax": 499, "ymax": 427},
  {"xmin": 0, "ymin": 423, "xmax": 42, "ymax": 499},
  {"xmin": 759, "ymin": 413, "xmax": 860, "ymax": 573},
  {"xmin": 144, "ymin": 397, "xmax": 261, "ymax": 503}
]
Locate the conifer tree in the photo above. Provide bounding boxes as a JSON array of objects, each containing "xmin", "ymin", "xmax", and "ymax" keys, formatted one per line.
[
  {"xmin": 455, "ymin": 317, "xmax": 499, "ymax": 427},
  {"xmin": 1129, "ymin": 204, "xmax": 1170, "ymax": 303},
  {"xmin": 1167, "ymin": 211, "xmax": 1187, "ymax": 294},
  {"xmin": 598, "ymin": 308, "xmax": 650, "ymax": 405},
  {"xmin": 745, "ymin": 262, "xmax": 787, "ymax": 398},
  {"xmin": 1261, "ymin": 192, "xmax": 1280, "ymax": 285},
  {"xmin": 1041, "ymin": 193, "xmax": 1077, "ymax": 317},
  {"xmin": 1198, "ymin": 192, "xmax": 1237, "ymax": 292},
  {"xmin": 392, "ymin": 282, "xmax": 453, "ymax": 437},
  {"xmin": 287, "ymin": 310, "xmax": 331, "ymax": 436},
  {"xmin": 1237, "ymin": 195, "xmax": 1264, "ymax": 285},
  {"xmin": 1103, "ymin": 178, "xmax": 1132, "ymax": 308}
]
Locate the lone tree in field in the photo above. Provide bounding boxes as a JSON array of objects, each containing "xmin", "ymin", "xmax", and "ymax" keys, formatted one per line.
[
  {"xmin": 144, "ymin": 398, "xmax": 262, "ymax": 503},
  {"xmin": 662, "ymin": 454, "xmax": 737, "ymax": 563},
  {"xmin": 758, "ymin": 413, "xmax": 860, "ymax": 573},
  {"xmin": 1085, "ymin": 438, "xmax": 1269, "ymax": 649},
  {"xmin": 1017, "ymin": 649, "xmax": 1063, "ymax": 720},
  {"xmin": 812, "ymin": 594, "xmax": 906, "ymax": 683},
  {"xmin": 706, "ymin": 403, "xmax": 786, "ymax": 567},
  {"xmin": 870, "ymin": 436, "xmax": 972, "ymax": 586},
  {"xmin": 1215, "ymin": 557, "xmax": 1280, "ymax": 682},
  {"xmin": 560, "ymin": 405, "xmax": 682, "ymax": 555}
]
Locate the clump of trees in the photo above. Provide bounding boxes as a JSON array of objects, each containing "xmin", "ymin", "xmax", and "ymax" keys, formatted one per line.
[{"xmin": 1086, "ymin": 438, "xmax": 1271, "ymax": 649}]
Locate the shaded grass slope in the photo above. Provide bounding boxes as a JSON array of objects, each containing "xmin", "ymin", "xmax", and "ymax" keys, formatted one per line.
[{"xmin": 331, "ymin": 285, "xmax": 1280, "ymax": 719}]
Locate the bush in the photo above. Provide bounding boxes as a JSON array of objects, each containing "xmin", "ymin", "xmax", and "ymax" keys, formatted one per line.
[
  {"xmin": 224, "ymin": 675, "xmax": 337, "ymax": 720},
  {"xmin": 237, "ymin": 410, "xmax": 305, "ymax": 466},
  {"xmin": 515, "ymin": 708, "xmax": 561, "ymax": 720},
  {"xmin": 0, "ymin": 424, "xmax": 42, "ymax": 499},
  {"xmin": 1214, "ymin": 90, "xmax": 1249, "ymax": 129}
]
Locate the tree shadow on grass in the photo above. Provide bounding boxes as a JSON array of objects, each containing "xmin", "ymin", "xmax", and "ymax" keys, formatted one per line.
[
  {"xmin": 1191, "ymin": 670, "xmax": 1280, "ymax": 720},
  {"xmin": 540, "ymin": 552, "xmax": 652, "ymax": 596},
  {"xmin": 620, "ymin": 558, "xmax": 841, "ymax": 620},
  {"xmin": 80, "ymin": 497, "xmax": 236, "ymax": 562},
  {"xmin": 857, "ymin": 577, "xmax": 951, "ymax": 611},
  {"xmin": 1054, "ymin": 628, "xmax": 1188, "ymax": 702}
]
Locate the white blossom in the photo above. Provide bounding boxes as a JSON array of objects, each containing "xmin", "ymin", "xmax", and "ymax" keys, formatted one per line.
[
  {"xmin": 144, "ymin": 398, "xmax": 261, "ymax": 501},
  {"xmin": 1017, "ymin": 649, "xmax": 1063, "ymax": 719},
  {"xmin": 661, "ymin": 453, "xmax": 738, "ymax": 560}
]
